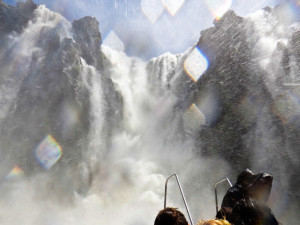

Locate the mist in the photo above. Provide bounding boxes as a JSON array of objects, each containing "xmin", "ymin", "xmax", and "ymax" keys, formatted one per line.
[{"xmin": 0, "ymin": 1, "xmax": 300, "ymax": 225}]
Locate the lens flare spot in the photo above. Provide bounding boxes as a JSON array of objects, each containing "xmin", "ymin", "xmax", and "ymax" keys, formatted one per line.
[
  {"xmin": 204, "ymin": 0, "xmax": 232, "ymax": 20},
  {"xmin": 183, "ymin": 103, "xmax": 206, "ymax": 131},
  {"xmin": 184, "ymin": 47, "xmax": 209, "ymax": 82},
  {"xmin": 195, "ymin": 89, "xmax": 220, "ymax": 125},
  {"xmin": 35, "ymin": 135, "xmax": 62, "ymax": 170},
  {"xmin": 5, "ymin": 166, "xmax": 24, "ymax": 179},
  {"xmin": 141, "ymin": 0, "xmax": 164, "ymax": 24},
  {"xmin": 102, "ymin": 30, "xmax": 124, "ymax": 52},
  {"xmin": 278, "ymin": 1, "xmax": 300, "ymax": 22},
  {"xmin": 162, "ymin": 0, "xmax": 185, "ymax": 16}
]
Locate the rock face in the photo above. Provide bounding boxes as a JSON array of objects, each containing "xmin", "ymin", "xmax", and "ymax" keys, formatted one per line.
[
  {"xmin": 0, "ymin": 1, "xmax": 122, "ymax": 196},
  {"xmin": 0, "ymin": 2, "xmax": 299, "ymax": 220},
  {"xmin": 0, "ymin": 0, "xmax": 37, "ymax": 34},
  {"xmin": 194, "ymin": 10, "xmax": 274, "ymax": 167},
  {"xmin": 188, "ymin": 8, "xmax": 300, "ymax": 214},
  {"xmin": 72, "ymin": 16, "xmax": 102, "ymax": 67}
]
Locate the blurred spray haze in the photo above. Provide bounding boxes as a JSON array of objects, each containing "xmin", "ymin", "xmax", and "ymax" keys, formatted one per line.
[{"xmin": 0, "ymin": 1, "xmax": 300, "ymax": 225}]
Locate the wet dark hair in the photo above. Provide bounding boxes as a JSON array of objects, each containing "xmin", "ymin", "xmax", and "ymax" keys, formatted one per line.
[
  {"xmin": 154, "ymin": 207, "xmax": 188, "ymax": 225},
  {"xmin": 216, "ymin": 169, "xmax": 278, "ymax": 225},
  {"xmin": 236, "ymin": 169, "xmax": 273, "ymax": 202},
  {"xmin": 236, "ymin": 169, "xmax": 255, "ymax": 187}
]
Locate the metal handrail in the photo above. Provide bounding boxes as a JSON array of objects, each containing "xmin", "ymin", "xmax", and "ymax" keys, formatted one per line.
[
  {"xmin": 214, "ymin": 177, "xmax": 233, "ymax": 214},
  {"xmin": 164, "ymin": 174, "xmax": 194, "ymax": 225}
]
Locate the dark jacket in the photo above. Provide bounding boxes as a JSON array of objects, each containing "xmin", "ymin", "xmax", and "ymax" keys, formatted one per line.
[{"xmin": 216, "ymin": 169, "xmax": 279, "ymax": 225}]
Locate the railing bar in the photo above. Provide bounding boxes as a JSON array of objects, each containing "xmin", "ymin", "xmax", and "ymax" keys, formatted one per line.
[
  {"xmin": 164, "ymin": 174, "xmax": 194, "ymax": 225},
  {"xmin": 214, "ymin": 177, "xmax": 233, "ymax": 214}
]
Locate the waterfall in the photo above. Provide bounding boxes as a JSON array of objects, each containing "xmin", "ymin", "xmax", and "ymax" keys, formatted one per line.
[
  {"xmin": 246, "ymin": 7, "xmax": 300, "ymax": 180},
  {"xmin": 243, "ymin": 8, "xmax": 300, "ymax": 222},
  {"xmin": 84, "ymin": 46, "xmax": 231, "ymax": 224},
  {"xmin": 0, "ymin": 6, "xmax": 229, "ymax": 223},
  {"xmin": 81, "ymin": 57, "xmax": 104, "ymax": 164},
  {"xmin": 247, "ymin": 7, "xmax": 300, "ymax": 89},
  {"xmin": 0, "ymin": 2, "xmax": 299, "ymax": 225}
]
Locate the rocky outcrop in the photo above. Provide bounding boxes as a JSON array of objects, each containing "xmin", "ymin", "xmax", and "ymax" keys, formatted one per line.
[
  {"xmin": 0, "ymin": 0, "xmax": 36, "ymax": 34},
  {"xmin": 192, "ymin": 10, "xmax": 274, "ymax": 166},
  {"xmin": 72, "ymin": 16, "xmax": 102, "ymax": 67},
  {"xmin": 291, "ymin": 31, "xmax": 300, "ymax": 78},
  {"xmin": 0, "ymin": 1, "xmax": 123, "ymax": 196},
  {"xmin": 0, "ymin": 1, "xmax": 299, "ymax": 215},
  {"xmin": 186, "ymin": 8, "xmax": 300, "ymax": 213}
]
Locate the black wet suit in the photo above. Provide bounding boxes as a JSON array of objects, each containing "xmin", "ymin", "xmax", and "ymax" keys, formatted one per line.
[{"xmin": 216, "ymin": 169, "xmax": 279, "ymax": 225}]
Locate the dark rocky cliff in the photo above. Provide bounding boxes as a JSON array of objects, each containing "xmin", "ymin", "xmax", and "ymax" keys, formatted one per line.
[
  {"xmin": 194, "ymin": 10, "xmax": 274, "ymax": 166},
  {"xmin": 0, "ymin": 1, "xmax": 299, "ymax": 215},
  {"xmin": 190, "ymin": 8, "xmax": 300, "ymax": 209},
  {"xmin": 0, "ymin": 0, "xmax": 123, "ymax": 196},
  {"xmin": 0, "ymin": 0, "xmax": 36, "ymax": 34}
]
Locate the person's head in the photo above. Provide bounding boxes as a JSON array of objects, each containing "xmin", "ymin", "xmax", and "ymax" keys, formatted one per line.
[
  {"xmin": 197, "ymin": 219, "xmax": 231, "ymax": 225},
  {"xmin": 154, "ymin": 207, "xmax": 188, "ymax": 225},
  {"xmin": 249, "ymin": 172, "xmax": 273, "ymax": 202},
  {"xmin": 236, "ymin": 169, "xmax": 255, "ymax": 187},
  {"xmin": 236, "ymin": 169, "xmax": 273, "ymax": 202}
]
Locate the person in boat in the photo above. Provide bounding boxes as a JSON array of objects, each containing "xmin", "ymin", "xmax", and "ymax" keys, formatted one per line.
[
  {"xmin": 216, "ymin": 169, "xmax": 279, "ymax": 225},
  {"xmin": 197, "ymin": 219, "xmax": 231, "ymax": 225},
  {"xmin": 154, "ymin": 207, "xmax": 188, "ymax": 225}
]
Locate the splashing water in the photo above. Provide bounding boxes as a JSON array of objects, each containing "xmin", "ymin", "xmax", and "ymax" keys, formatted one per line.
[
  {"xmin": 0, "ymin": 2, "xmax": 299, "ymax": 225},
  {"xmin": 243, "ymin": 6, "xmax": 300, "ymax": 223},
  {"xmin": 0, "ymin": 6, "xmax": 231, "ymax": 220}
]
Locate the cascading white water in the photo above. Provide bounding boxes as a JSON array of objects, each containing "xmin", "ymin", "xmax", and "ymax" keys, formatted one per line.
[
  {"xmin": 246, "ymin": 8, "xmax": 300, "ymax": 171},
  {"xmin": 0, "ymin": 5, "xmax": 231, "ymax": 223},
  {"xmin": 82, "ymin": 58, "xmax": 104, "ymax": 155},
  {"xmin": 244, "ymin": 8, "xmax": 300, "ymax": 223},
  {"xmin": 1, "ymin": 2, "xmax": 299, "ymax": 225},
  {"xmin": 79, "ymin": 46, "xmax": 232, "ymax": 224},
  {"xmin": 247, "ymin": 7, "xmax": 300, "ymax": 89}
]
